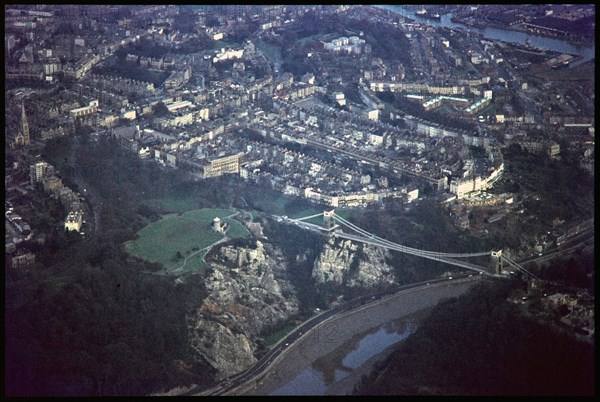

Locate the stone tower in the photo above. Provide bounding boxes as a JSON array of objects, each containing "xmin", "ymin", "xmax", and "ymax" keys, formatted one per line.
[
  {"xmin": 323, "ymin": 210, "xmax": 335, "ymax": 229},
  {"xmin": 21, "ymin": 102, "xmax": 30, "ymax": 145},
  {"xmin": 212, "ymin": 217, "xmax": 222, "ymax": 233},
  {"xmin": 491, "ymin": 249, "xmax": 503, "ymax": 275}
]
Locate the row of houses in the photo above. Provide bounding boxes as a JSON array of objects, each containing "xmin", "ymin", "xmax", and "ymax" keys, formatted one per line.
[
  {"xmin": 449, "ymin": 162, "xmax": 505, "ymax": 199},
  {"xmin": 29, "ymin": 161, "xmax": 85, "ymax": 232}
]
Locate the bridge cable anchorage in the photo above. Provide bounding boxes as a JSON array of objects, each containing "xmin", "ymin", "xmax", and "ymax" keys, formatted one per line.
[
  {"xmin": 329, "ymin": 213, "xmax": 491, "ymax": 274},
  {"xmin": 501, "ymin": 255, "xmax": 536, "ymax": 278},
  {"xmin": 295, "ymin": 220, "xmax": 329, "ymax": 232},
  {"xmin": 331, "ymin": 213, "xmax": 491, "ymax": 258},
  {"xmin": 291, "ymin": 212, "xmax": 326, "ymax": 222},
  {"xmin": 501, "ymin": 255, "xmax": 539, "ymax": 280}
]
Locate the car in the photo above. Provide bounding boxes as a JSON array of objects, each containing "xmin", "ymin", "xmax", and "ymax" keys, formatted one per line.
[{"xmin": 448, "ymin": 276, "xmax": 453, "ymax": 280}]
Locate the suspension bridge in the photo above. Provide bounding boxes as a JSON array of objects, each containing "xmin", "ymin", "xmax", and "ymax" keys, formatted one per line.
[{"xmin": 282, "ymin": 210, "xmax": 538, "ymax": 279}]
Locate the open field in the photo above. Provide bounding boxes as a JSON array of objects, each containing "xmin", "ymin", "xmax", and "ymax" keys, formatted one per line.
[
  {"xmin": 248, "ymin": 189, "xmax": 325, "ymax": 219},
  {"xmin": 223, "ymin": 217, "xmax": 252, "ymax": 239},
  {"xmin": 124, "ymin": 208, "xmax": 249, "ymax": 273},
  {"xmin": 130, "ymin": 189, "xmax": 362, "ymax": 273},
  {"xmin": 146, "ymin": 192, "xmax": 206, "ymax": 213}
]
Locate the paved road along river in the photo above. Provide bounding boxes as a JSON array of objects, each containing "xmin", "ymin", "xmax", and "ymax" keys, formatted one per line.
[{"xmin": 231, "ymin": 276, "xmax": 483, "ymax": 396}]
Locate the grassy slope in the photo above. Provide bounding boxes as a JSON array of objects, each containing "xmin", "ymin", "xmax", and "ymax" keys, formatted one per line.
[{"xmin": 124, "ymin": 208, "xmax": 249, "ymax": 272}]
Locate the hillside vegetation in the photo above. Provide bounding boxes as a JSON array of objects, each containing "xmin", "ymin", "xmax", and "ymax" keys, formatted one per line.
[{"xmin": 354, "ymin": 279, "xmax": 595, "ymax": 396}]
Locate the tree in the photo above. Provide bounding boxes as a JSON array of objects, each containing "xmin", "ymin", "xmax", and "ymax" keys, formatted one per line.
[{"xmin": 153, "ymin": 102, "xmax": 170, "ymax": 117}]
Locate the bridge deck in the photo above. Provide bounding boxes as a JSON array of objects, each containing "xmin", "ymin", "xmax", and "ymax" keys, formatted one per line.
[{"xmin": 286, "ymin": 212, "xmax": 506, "ymax": 277}]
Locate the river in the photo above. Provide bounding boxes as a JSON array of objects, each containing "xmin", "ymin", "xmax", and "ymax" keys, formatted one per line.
[
  {"xmin": 271, "ymin": 318, "xmax": 418, "ymax": 395},
  {"xmin": 237, "ymin": 279, "xmax": 481, "ymax": 396},
  {"xmin": 376, "ymin": 5, "xmax": 595, "ymax": 67}
]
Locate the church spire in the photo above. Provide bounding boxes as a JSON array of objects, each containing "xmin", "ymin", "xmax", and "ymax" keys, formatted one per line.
[{"xmin": 21, "ymin": 102, "xmax": 30, "ymax": 145}]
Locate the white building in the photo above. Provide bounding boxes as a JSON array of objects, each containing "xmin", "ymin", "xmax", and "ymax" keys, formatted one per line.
[
  {"xmin": 64, "ymin": 210, "xmax": 83, "ymax": 232},
  {"xmin": 213, "ymin": 48, "xmax": 244, "ymax": 63}
]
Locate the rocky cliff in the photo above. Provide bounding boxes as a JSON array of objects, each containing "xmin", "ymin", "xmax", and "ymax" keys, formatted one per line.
[
  {"xmin": 187, "ymin": 240, "xmax": 299, "ymax": 378},
  {"xmin": 187, "ymin": 234, "xmax": 397, "ymax": 379},
  {"xmin": 312, "ymin": 237, "xmax": 396, "ymax": 288}
]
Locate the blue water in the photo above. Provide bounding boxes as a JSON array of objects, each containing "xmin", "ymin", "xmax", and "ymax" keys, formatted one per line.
[
  {"xmin": 377, "ymin": 5, "xmax": 595, "ymax": 66},
  {"xmin": 271, "ymin": 320, "xmax": 417, "ymax": 395},
  {"xmin": 342, "ymin": 323, "xmax": 416, "ymax": 370}
]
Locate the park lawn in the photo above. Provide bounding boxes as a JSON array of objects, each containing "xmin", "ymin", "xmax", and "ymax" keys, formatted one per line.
[
  {"xmin": 335, "ymin": 208, "xmax": 362, "ymax": 221},
  {"xmin": 124, "ymin": 213, "xmax": 222, "ymax": 272},
  {"xmin": 296, "ymin": 33, "xmax": 323, "ymax": 44},
  {"xmin": 124, "ymin": 208, "xmax": 242, "ymax": 272},
  {"xmin": 223, "ymin": 218, "xmax": 251, "ymax": 239},
  {"xmin": 178, "ymin": 251, "xmax": 209, "ymax": 276},
  {"xmin": 250, "ymin": 189, "xmax": 326, "ymax": 218},
  {"xmin": 249, "ymin": 190, "xmax": 289, "ymax": 215},
  {"xmin": 146, "ymin": 194, "xmax": 205, "ymax": 213},
  {"xmin": 180, "ymin": 208, "xmax": 234, "ymax": 222}
]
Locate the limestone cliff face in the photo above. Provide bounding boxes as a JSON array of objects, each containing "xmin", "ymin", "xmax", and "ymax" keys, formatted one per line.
[
  {"xmin": 187, "ymin": 235, "xmax": 396, "ymax": 379},
  {"xmin": 188, "ymin": 318, "xmax": 257, "ymax": 377},
  {"xmin": 312, "ymin": 237, "xmax": 396, "ymax": 288},
  {"xmin": 187, "ymin": 240, "xmax": 299, "ymax": 378}
]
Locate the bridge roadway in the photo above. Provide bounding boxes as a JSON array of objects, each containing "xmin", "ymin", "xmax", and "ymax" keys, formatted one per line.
[
  {"xmin": 331, "ymin": 212, "xmax": 492, "ymax": 259},
  {"xmin": 228, "ymin": 275, "xmax": 483, "ymax": 396},
  {"xmin": 334, "ymin": 232, "xmax": 494, "ymax": 275},
  {"xmin": 288, "ymin": 218, "xmax": 494, "ymax": 275}
]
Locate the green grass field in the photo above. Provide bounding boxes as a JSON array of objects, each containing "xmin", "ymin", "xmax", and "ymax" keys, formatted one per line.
[
  {"xmin": 248, "ymin": 189, "xmax": 326, "ymax": 219},
  {"xmin": 146, "ymin": 192, "xmax": 206, "ymax": 213},
  {"xmin": 124, "ymin": 208, "xmax": 250, "ymax": 273},
  {"xmin": 248, "ymin": 189, "xmax": 366, "ymax": 228},
  {"xmin": 127, "ymin": 189, "xmax": 363, "ymax": 274},
  {"xmin": 223, "ymin": 217, "xmax": 251, "ymax": 239}
]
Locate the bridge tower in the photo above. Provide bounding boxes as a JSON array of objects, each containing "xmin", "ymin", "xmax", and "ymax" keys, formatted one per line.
[
  {"xmin": 491, "ymin": 249, "xmax": 503, "ymax": 275},
  {"xmin": 323, "ymin": 209, "xmax": 335, "ymax": 229}
]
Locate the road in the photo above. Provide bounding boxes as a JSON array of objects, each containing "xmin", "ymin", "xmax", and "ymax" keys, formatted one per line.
[
  {"xmin": 333, "ymin": 231, "xmax": 493, "ymax": 275},
  {"xmin": 235, "ymin": 276, "xmax": 482, "ymax": 396},
  {"xmin": 182, "ymin": 275, "xmax": 482, "ymax": 396},
  {"xmin": 515, "ymin": 229, "xmax": 594, "ymax": 266},
  {"xmin": 70, "ymin": 133, "xmax": 104, "ymax": 236}
]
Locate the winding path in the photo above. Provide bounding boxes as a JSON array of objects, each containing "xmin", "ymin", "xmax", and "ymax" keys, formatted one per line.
[{"xmin": 171, "ymin": 211, "xmax": 243, "ymax": 274}]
